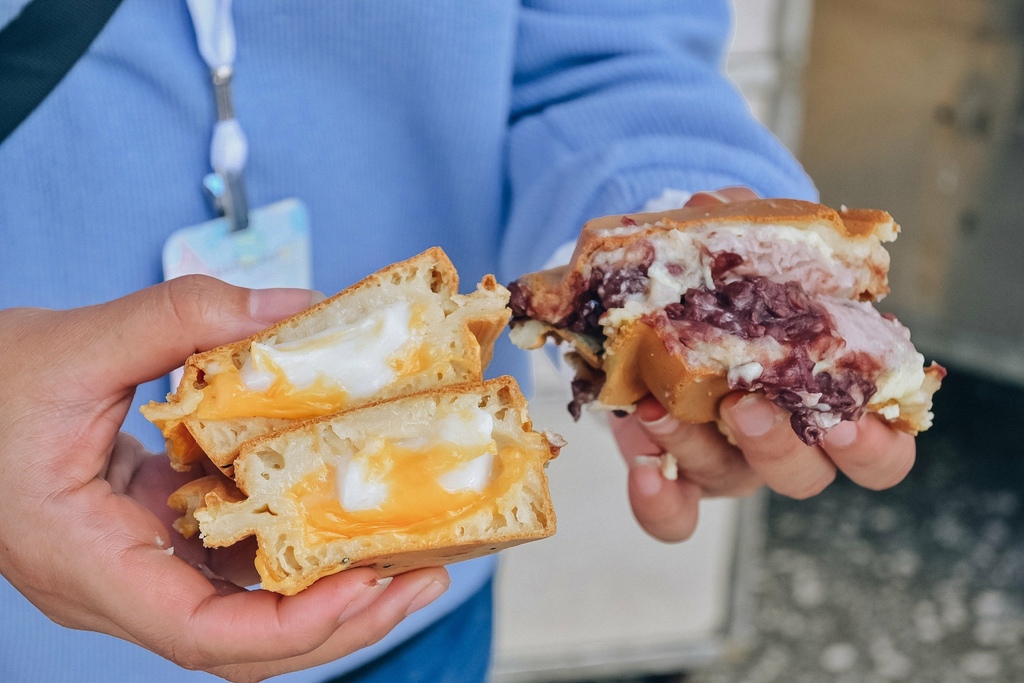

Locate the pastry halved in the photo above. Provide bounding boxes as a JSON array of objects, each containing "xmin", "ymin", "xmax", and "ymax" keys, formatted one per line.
[
  {"xmin": 169, "ymin": 377, "xmax": 561, "ymax": 595},
  {"xmin": 143, "ymin": 248, "xmax": 510, "ymax": 471}
]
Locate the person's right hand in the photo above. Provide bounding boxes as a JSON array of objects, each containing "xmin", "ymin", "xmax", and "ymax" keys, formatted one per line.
[
  {"xmin": 609, "ymin": 188, "xmax": 917, "ymax": 543},
  {"xmin": 0, "ymin": 276, "xmax": 450, "ymax": 683}
]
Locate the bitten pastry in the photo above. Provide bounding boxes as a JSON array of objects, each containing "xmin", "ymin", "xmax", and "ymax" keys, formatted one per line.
[
  {"xmin": 142, "ymin": 248, "xmax": 510, "ymax": 472},
  {"xmin": 170, "ymin": 377, "xmax": 561, "ymax": 595},
  {"xmin": 508, "ymin": 199, "xmax": 944, "ymax": 445}
]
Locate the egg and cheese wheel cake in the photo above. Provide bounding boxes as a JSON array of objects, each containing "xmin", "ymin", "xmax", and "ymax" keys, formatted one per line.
[
  {"xmin": 143, "ymin": 248, "xmax": 511, "ymax": 471},
  {"xmin": 169, "ymin": 377, "xmax": 562, "ymax": 595}
]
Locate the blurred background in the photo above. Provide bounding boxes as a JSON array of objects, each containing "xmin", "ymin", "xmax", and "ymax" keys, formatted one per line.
[{"xmin": 493, "ymin": 1, "xmax": 1024, "ymax": 681}]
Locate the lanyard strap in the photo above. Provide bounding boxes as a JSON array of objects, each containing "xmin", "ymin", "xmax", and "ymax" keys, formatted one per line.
[{"xmin": 186, "ymin": 0, "xmax": 249, "ymax": 231}]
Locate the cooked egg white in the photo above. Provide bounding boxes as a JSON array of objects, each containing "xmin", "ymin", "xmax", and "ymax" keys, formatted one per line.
[
  {"xmin": 196, "ymin": 301, "xmax": 436, "ymax": 420},
  {"xmin": 243, "ymin": 302, "xmax": 413, "ymax": 395}
]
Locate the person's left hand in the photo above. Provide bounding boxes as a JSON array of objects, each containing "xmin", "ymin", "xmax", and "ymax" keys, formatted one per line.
[
  {"xmin": 0, "ymin": 278, "xmax": 450, "ymax": 682},
  {"xmin": 609, "ymin": 187, "xmax": 917, "ymax": 542}
]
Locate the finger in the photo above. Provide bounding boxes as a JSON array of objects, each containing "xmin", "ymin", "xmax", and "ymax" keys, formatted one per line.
[
  {"xmin": 822, "ymin": 414, "xmax": 916, "ymax": 490},
  {"xmin": 64, "ymin": 276, "xmax": 320, "ymax": 392},
  {"xmin": 214, "ymin": 568, "xmax": 450, "ymax": 681},
  {"xmin": 109, "ymin": 545, "xmax": 388, "ymax": 668},
  {"xmin": 720, "ymin": 394, "xmax": 837, "ymax": 500},
  {"xmin": 122, "ymin": 454, "xmax": 260, "ymax": 587},
  {"xmin": 608, "ymin": 408, "xmax": 662, "ymax": 464},
  {"xmin": 633, "ymin": 398, "xmax": 763, "ymax": 497},
  {"xmin": 114, "ymin": 510, "xmax": 450, "ymax": 670},
  {"xmin": 627, "ymin": 457, "xmax": 702, "ymax": 543},
  {"xmin": 685, "ymin": 186, "xmax": 760, "ymax": 207},
  {"xmin": 74, "ymin": 495, "xmax": 385, "ymax": 667},
  {"xmin": 79, "ymin": 491, "xmax": 448, "ymax": 673},
  {"xmin": 208, "ymin": 536, "xmax": 262, "ymax": 588},
  {"xmin": 187, "ymin": 570, "xmax": 393, "ymax": 666}
]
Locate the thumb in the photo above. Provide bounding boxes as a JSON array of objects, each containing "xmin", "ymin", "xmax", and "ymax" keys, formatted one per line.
[
  {"xmin": 685, "ymin": 187, "xmax": 760, "ymax": 207},
  {"xmin": 65, "ymin": 275, "xmax": 320, "ymax": 392}
]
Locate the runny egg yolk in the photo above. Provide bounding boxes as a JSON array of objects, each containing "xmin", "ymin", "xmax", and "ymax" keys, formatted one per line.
[
  {"xmin": 290, "ymin": 439, "xmax": 529, "ymax": 540},
  {"xmin": 195, "ymin": 302, "xmax": 440, "ymax": 420}
]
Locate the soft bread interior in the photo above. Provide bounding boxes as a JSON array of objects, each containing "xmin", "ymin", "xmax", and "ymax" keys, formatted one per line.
[
  {"xmin": 173, "ymin": 377, "xmax": 559, "ymax": 595},
  {"xmin": 143, "ymin": 248, "xmax": 511, "ymax": 471}
]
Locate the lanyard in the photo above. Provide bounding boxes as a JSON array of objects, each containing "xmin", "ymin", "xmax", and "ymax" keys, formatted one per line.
[{"xmin": 186, "ymin": 0, "xmax": 250, "ymax": 232}]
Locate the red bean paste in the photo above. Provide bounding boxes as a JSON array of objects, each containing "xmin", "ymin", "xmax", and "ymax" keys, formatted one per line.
[{"xmin": 510, "ymin": 248, "xmax": 881, "ymax": 444}]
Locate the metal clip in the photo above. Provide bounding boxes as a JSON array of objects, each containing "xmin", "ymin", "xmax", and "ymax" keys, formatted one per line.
[{"xmin": 206, "ymin": 65, "xmax": 249, "ymax": 232}]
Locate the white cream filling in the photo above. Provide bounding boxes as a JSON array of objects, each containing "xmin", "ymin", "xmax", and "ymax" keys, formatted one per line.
[
  {"xmin": 508, "ymin": 320, "xmax": 551, "ymax": 350},
  {"xmin": 818, "ymin": 298, "xmax": 926, "ymax": 408},
  {"xmin": 240, "ymin": 301, "xmax": 414, "ymax": 398},
  {"xmin": 591, "ymin": 222, "xmax": 878, "ymax": 333},
  {"xmin": 728, "ymin": 361, "xmax": 764, "ymax": 386}
]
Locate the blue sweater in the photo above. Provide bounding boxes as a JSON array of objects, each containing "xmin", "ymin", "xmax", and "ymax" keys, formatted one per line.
[{"xmin": 0, "ymin": 1, "xmax": 815, "ymax": 681}]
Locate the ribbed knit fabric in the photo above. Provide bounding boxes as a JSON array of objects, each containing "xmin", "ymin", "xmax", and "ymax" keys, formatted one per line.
[
  {"xmin": 0, "ymin": 0, "xmax": 30, "ymax": 29},
  {"xmin": 0, "ymin": 1, "xmax": 815, "ymax": 681}
]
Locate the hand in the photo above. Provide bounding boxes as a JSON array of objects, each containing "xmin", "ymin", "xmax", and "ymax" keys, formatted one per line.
[
  {"xmin": 0, "ymin": 276, "xmax": 450, "ymax": 682},
  {"xmin": 609, "ymin": 188, "xmax": 916, "ymax": 542}
]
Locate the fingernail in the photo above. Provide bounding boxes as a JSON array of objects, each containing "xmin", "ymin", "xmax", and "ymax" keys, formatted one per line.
[
  {"xmin": 702, "ymin": 191, "xmax": 733, "ymax": 204},
  {"xmin": 338, "ymin": 577, "xmax": 389, "ymax": 624},
  {"xmin": 729, "ymin": 395, "xmax": 779, "ymax": 437},
  {"xmin": 639, "ymin": 414, "xmax": 681, "ymax": 436},
  {"xmin": 249, "ymin": 288, "xmax": 320, "ymax": 324},
  {"xmin": 825, "ymin": 420, "xmax": 858, "ymax": 448},
  {"xmin": 310, "ymin": 290, "xmax": 327, "ymax": 305},
  {"xmin": 405, "ymin": 578, "xmax": 450, "ymax": 617},
  {"xmin": 631, "ymin": 456, "xmax": 664, "ymax": 497},
  {"xmin": 687, "ymin": 191, "xmax": 731, "ymax": 207}
]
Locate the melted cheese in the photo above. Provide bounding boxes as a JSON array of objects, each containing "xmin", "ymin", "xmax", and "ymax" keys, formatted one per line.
[
  {"xmin": 196, "ymin": 301, "xmax": 439, "ymax": 420},
  {"xmin": 289, "ymin": 409, "xmax": 529, "ymax": 540}
]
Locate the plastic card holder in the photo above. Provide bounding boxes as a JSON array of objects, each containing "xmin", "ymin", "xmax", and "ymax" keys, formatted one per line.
[
  {"xmin": 163, "ymin": 198, "xmax": 311, "ymax": 289},
  {"xmin": 162, "ymin": 198, "xmax": 312, "ymax": 388}
]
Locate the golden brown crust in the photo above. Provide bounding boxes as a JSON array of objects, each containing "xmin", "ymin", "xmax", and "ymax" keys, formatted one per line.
[
  {"xmin": 837, "ymin": 207, "xmax": 900, "ymax": 240},
  {"xmin": 465, "ymin": 274, "xmax": 511, "ymax": 369},
  {"xmin": 167, "ymin": 474, "xmax": 245, "ymax": 537},
  {"xmin": 873, "ymin": 362, "xmax": 946, "ymax": 435},
  {"xmin": 582, "ymin": 199, "xmax": 896, "ymax": 241},
  {"xmin": 162, "ymin": 419, "xmax": 207, "ymax": 473},
  {"xmin": 599, "ymin": 320, "xmax": 733, "ymax": 422},
  {"xmin": 574, "ymin": 198, "xmax": 895, "ymax": 265}
]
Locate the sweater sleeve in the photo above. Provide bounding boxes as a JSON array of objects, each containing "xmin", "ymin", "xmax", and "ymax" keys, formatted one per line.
[{"xmin": 499, "ymin": 0, "xmax": 818, "ymax": 281}]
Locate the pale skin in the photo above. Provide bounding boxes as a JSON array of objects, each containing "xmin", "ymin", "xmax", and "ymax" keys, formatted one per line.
[
  {"xmin": 0, "ymin": 276, "xmax": 450, "ymax": 683},
  {"xmin": 609, "ymin": 187, "xmax": 918, "ymax": 542}
]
